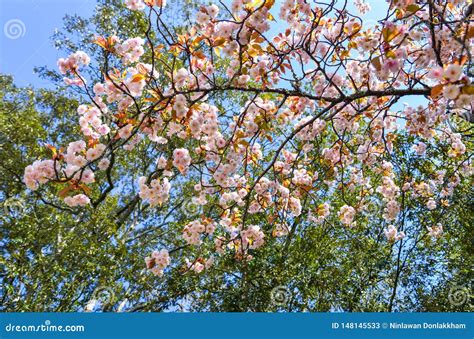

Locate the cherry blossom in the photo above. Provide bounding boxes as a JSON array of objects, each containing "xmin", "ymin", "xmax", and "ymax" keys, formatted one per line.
[
  {"xmin": 23, "ymin": 0, "xmax": 474, "ymax": 277},
  {"xmin": 138, "ymin": 176, "xmax": 171, "ymax": 206},
  {"xmin": 384, "ymin": 225, "xmax": 405, "ymax": 243},
  {"xmin": 338, "ymin": 205, "xmax": 356, "ymax": 227},
  {"xmin": 145, "ymin": 249, "xmax": 171, "ymax": 276},
  {"xmin": 427, "ymin": 224, "xmax": 443, "ymax": 239}
]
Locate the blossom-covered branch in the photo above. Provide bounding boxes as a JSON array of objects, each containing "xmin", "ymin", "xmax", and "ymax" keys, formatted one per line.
[{"xmin": 24, "ymin": 0, "xmax": 473, "ymax": 276}]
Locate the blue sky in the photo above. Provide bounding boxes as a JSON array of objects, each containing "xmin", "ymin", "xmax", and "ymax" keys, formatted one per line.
[
  {"xmin": 0, "ymin": 0, "xmax": 94, "ymax": 87},
  {"xmin": 0, "ymin": 0, "xmax": 388, "ymax": 88}
]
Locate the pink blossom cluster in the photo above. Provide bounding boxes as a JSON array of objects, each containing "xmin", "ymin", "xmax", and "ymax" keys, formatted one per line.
[
  {"xmin": 124, "ymin": 0, "xmax": 145, "ymax": 10},
  {"xmin": 240, "ymin": 225, "xmax": 265, "ymax": 250},
  {"xmin": 428, "ymin": 64, "xmax": 474, "ymax": 108},
  {"xmin": 145, "ymin": 249, "xmax": 171, "ymax": 276},
  {"xmin": 57, "ymin": 50, "xmax": 90, "ymax": 86},
  {"xmin": 63, "ymin": 140, "xmax": 87, "ymax": 167},
  {"xmin": 384, "ymin": 225, "xmax": 405, "ymax": 242},
  {"xmin": 138, "ymin": 176, "xmax": 171, "ymax": 206},
  {"xmin": 77, "ymin": 105, "xmax": 111, "ymax": 139},
  {"xmin": 272, "ymin": 223, "xmax": 289, "ymax": 237},
  {"xmin": 246, "ymin": 176, "xmax": 302, "ymax": 217},
  {"xmin": 291, "ymin": 168, "xmax": 315, "ymax": 187},
  {"xmin": 115, "ymin": 37, "xmax": 145, "ymax": 64},
  {"xmin": 173, "ymin": 68, "xmax": 189, "ymax": 88},
  {"xmin": 354, "ymin": 0, "xmax": 371, "ymax": 15},
  {"xmin": 86, "ymin": 144, "xmax": 107, "ymax": 161},
  {"xmin": 195, "ymin": 5, "xmax": 219, "ymax": 26},
  {"xmin": 182, "ymin": 220, "xmax": 216, "ymax": 245},
  {"xmin": 64, "ymin": 194, "xmax": 91, "ymax": 207},
  {"xmin": 338, "ymin": 205, "xmax": 356, "ymax": 227},
  {"xmin": 427, "ymin": 224, "xmax": 443, "ymax": 239},
  {"xmin": 295, "ymin": 117, "xmax": 326, "ymax": 141},
  {"xmin": 412, "ymin": 142, "xmax": 427, "ymax": 156},
  {"xmin": 172, "ymin": 148, "xmax": 191, "ymax": 174},
  {"xmin": 57, "ymin": 51, "xmax": 90, "ymax": 74},
  {"xmin": 172, "ymin": 94, "xmax": 188, "ymax": 119},
  {"xmin": 188, "ymin": 103, "xmax": 219, "ymax": 138},
  {"xmin": 24, "ymin": 160, "xmax": 57, "ymax": 190},
  {"xmin": 218, "ymin": 188, "xmax": 247, "ymax": 209},
  {"xmin": 309, "ymin": 203, "xmax": 331, "ymax": 224},
  {"xmin": 91, "ymin": 63, "xmax": 149, "ymax": 101},
  {"xmin": 24, "ymin": 139, "xmax": 99, "ymax": 192},
  {"xmin": 125, "ymin": 0, "xmax": 166, "ymax": 10},
  {"xmin": 184, "ymin": 257, "xmax": 214, "ymax": 274},
  {"xmin": 375, "ymin": 162, "xmax": 401, "ymax": 222}
]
